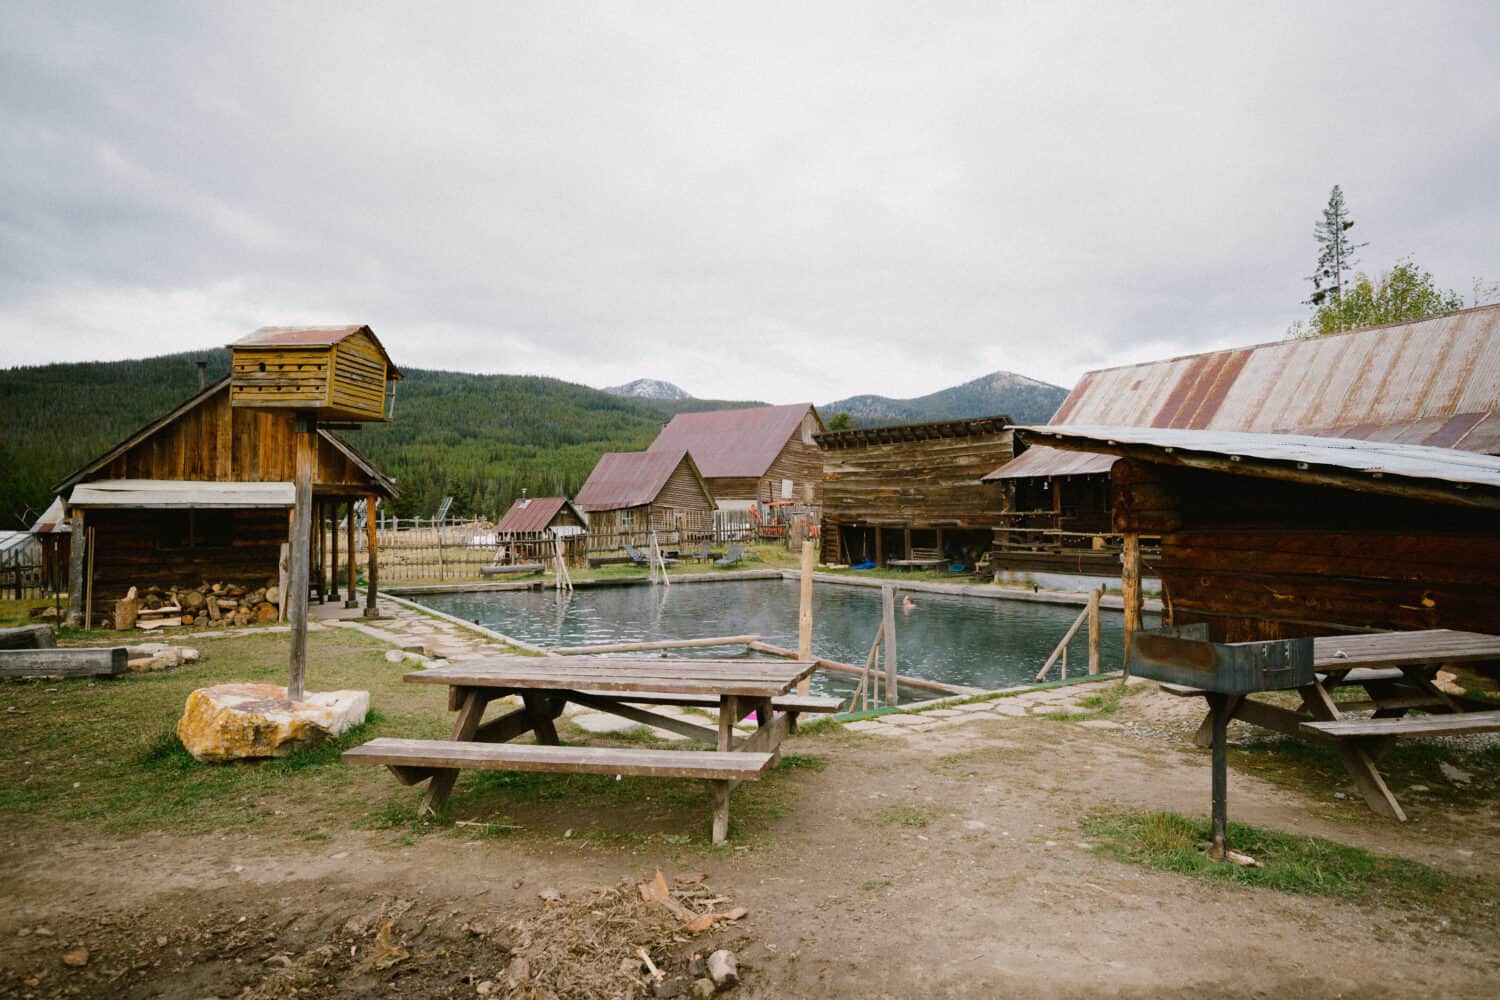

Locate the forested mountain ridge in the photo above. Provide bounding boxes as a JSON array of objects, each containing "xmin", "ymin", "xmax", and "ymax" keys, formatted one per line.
[
  {"xmin": 821, "ymin": 370, "xmax": 1068, "ymax": 426},
  {"xmin": 0, "ymin": 352, "xmax": 1066, "ymax": 528}
]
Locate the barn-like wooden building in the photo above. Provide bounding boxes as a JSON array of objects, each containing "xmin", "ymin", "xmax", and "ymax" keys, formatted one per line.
[
  {"xmin": 816, "ymin": 416, "xmax": 1013, "ymax": 568},
  {"xmin": 987, "ymin": 306, "xmax": 1500, "ymax": 576},
  {"xmin": 1020, "ymin": 424, "xmax": 1500, "ymax": 641},
  {"xmin": 55, "ymin": 375, "xmax": 398, "ymax": 626},
  {"xmin": 573, "ymin": 450, "xmax": 716, "ymax": 551},
  {"xmin": 646, "ymin": 404, "xmax": 824, "ymax": 507}
]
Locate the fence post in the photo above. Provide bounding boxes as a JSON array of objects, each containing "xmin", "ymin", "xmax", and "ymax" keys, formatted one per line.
[{"xmin": 796, "ymin": 539, "xmax": 815, "ymax": 695}]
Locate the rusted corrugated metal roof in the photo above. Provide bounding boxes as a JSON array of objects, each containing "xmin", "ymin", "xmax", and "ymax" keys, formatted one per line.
[
  {"xmin": 647, "ymin": 404, "xmax": 816, "ymax": 478},
  {"xmin": 494, "ymin": 496, "xmax": 583, "ymax": 533},
  {"xmin": 230, "ymin": 325, "xmax": 403, "ymax": 378},
  {"xmin": 575, "ymin": 450, "xmax": 703, "ymax": 511},
  {"xmin": 998, "ymin": 305, "xmax": 1500, "ymax": 480},
  {"xmin": 1018, "ymin": 424, "xmax": 1500, "ymax": 509}
]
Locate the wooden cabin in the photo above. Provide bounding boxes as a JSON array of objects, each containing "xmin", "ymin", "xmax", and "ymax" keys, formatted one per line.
[
  {"xmin": 815, "ymin": 417, "xmax": 1013, "ymax": 568},
  {"xmin": 493, "ymin": 495, "xmax": 589, "ymax": 567},
  {"xmin": 646, "ymin": 404, "xmax": 824, "ymax": 507},
  {"xmin": 987, "ymin": 305, "xmax": 1500, "ymax": 575},
  {"xmin": 573, "ymin": 450, "xmax": 716, "ymax": 551},
  {"xmin": 1022, "ymin": 425, "xmax": 1500, "ymax": 641},
  {"xmin": 54, "ymin": 377, "xmax": 398, "ymax": 625},
  {"xmin": 229, "ymin": 325, "xmax": 402, "ymax": 421}
]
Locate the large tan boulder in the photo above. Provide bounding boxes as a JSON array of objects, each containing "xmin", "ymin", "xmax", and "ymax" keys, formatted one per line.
[{"xmin": 177, "ymin": 683, "xmax": 370, "ymax": 762}]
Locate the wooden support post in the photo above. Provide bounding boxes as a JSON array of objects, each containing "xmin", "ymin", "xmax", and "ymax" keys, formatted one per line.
[
  {"xmin": 278, "ymin": 542, "xmax": 289, "ymax": 623},
  {"xmin": 882, "ymin": 584, "xmax": 898, "ymax": 707},
  {"xmin": 711, "ymin": 780, "xmax": 731, "ymax": 845},
  {"xmin": 1088, "ymin": 585, "xmax": 1102, "ymax": 675},
  {"xmin": 328, "ymin": 500, "xmax": 340, "ymax": 602},
  {"xmin": 874, "ymin": 527, "xmax": 883, "ymax": 567},
  {"xmin": 345, "ymin": 500, "xmax": 358, "ymax": 609},
  {"xmin": 83, "ymin": 527, "xmax": 95, "ymax": 630},
  {"xmin": 1121, "ymin": 532, "xmax": 1143, "ymax": 676},
  {"xmin": 717, "ymin": 695, "xmax": 738, "ymax": 752},
  {"xmin": 797, "ymin": 539, "xmax": 815, "ymax": 695},
  {"xmin": 286, "ymin": 413, "xmax": 316, "ymax": 702},
  {"xmin": 365, "ymin": 493, "xmax": 380, "ymax": 617},
  {"xmin": 902, "ymin": 525, "xmax": 912, "ymax": 561},
  {"xmin": 65, "ymin": 508, "xmax": 85, "ymax": 627}
]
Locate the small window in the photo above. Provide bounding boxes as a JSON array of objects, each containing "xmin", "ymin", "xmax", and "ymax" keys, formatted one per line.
[
  {"xmin": 621, "ymin": 509, "xmax": 634, "ymax": 526},
  {"xmin": 781, "ymin": 479, "xmax": 794, "ymax": 499}
]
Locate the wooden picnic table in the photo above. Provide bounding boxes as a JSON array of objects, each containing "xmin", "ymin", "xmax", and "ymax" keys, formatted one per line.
[
  {"xmin": 345, "ymin": 655, "xmax": 837, "ymax": 843},
  {"xmin": 1164, "ymin": 629, "xmax": 1500, "ymax": 820}
]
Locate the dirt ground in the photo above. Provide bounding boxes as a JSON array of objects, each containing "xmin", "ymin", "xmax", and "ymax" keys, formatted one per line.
[{"xmin": 3, "ymin": 684, "xmax": 1499, "ymax": 999}]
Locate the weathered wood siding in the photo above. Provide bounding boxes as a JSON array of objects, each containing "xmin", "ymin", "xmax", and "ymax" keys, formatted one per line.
[
  {"xmin": 85, "ymin": 508, "xmax": 286, "ymax": 604},
  {"xmin": 820, "ymin": 432, "xmax": 1013, "ymax": 528},
  {"xmin": 1110, "ymin": 459, "xmax": 1500, "ymax": 640},
  {"xmin": 328, "ymin": 329, "xmax": 390, "ymax": 420},
  {"xmin": 758, "ymin": 425, "xmax": 823, "ymax": 504},
  {"xmin": 94, "ymin": 386, "xmax": 376, "ymax": 491},
  {"xmin": 656, "ymin": 459, "xmax": 716, "ymax": 514}
]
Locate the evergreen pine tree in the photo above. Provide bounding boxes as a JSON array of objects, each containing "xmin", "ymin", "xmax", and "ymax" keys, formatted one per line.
[{"xmin": 1305, "ymin": 185, "xmax": 1368, "ymax": 309}]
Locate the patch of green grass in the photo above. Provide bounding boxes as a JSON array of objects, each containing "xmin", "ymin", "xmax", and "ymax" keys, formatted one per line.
[
  {"xmin": 875, "ymin": 803, "xmax": 931, "ymax": 828},
  {"xmin": 859, "ymin": 877, "xmax": 893, "ymax": 892},
  {"xmin": 774, "ymin": 753, "xmax": 826, "ymax": 772},
  {"xmin": 1083, "ymin": 811, "xmax": 1468, "ymax": 908},
  {"xmin": 0, "ymin": 629, "xmax": 437, "ymax": 836},
  {"xmin": 0, "ymin": 599, "xmax": 55, "ymax": 628}
]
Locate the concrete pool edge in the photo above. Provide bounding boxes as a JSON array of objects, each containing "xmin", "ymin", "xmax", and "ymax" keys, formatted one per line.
[{"xmin": 386, "ymin": 566, "xmax": 1163, "ymax": 614}]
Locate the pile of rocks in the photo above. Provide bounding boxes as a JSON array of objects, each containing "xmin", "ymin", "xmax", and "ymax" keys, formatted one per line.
[{"xmin": 114, "ymin": 581, "xmax": 281, "ymax": 630}]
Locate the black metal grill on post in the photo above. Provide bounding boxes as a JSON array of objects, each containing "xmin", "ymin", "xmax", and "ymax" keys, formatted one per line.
[{"xmin": 1127, "ymin": 624, "xmax": 1313, "ymax": 859}]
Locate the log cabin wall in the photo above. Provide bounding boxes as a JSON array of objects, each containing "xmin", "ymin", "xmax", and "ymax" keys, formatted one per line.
[
  {"xmin": 818, "ymin": 429, "xmax": 1013, "ymax": 563},
  {"xmin": 1109, "ymin": 459, "xmax": 1500, "ymax": 640},
  {"xmin": 85, "ymin": 508, "xmax": 285, "ymax": 605}
]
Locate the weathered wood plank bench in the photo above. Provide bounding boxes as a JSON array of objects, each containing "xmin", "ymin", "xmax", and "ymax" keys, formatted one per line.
[
  {"xmin": 887, "ymin": 548, "xmax": 947, "ymax": 570},
  {"xmin": 479, "ymin": 563, "xmax": 545, "ymax": 576},
  {"xmin": 345, "ymin": 739, "xmax": 774, "ymax": 780}
]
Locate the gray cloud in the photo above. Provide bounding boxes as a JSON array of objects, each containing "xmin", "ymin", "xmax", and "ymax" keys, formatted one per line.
[{"xmin": 2, "ymin": 1, "xmax": 1497, "ymax": 402}]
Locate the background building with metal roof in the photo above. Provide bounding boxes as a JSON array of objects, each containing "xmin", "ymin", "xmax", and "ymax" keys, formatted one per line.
[{"xmin": 646, "ymin": 403, "xmax": 824, "ymax": 508}]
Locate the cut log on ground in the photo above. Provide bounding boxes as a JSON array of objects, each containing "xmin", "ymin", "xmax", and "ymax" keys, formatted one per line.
[{"xmin": 0, "ymin": 647, "xmax": 128, "ymax": 678}]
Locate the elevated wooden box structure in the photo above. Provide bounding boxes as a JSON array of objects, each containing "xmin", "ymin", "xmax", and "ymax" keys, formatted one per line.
[{"xmin": 229, "ymin": 325, "xmax": 402, "ymax": 422}]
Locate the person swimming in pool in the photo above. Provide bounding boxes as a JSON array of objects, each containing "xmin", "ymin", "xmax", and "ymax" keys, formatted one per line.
[{"xmin": 902, "ymin": 595, "xmax": 916, "ymax": 613}]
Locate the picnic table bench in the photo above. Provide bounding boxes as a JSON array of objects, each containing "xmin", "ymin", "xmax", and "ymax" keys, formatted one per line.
[
  {"xmin": 1160, "ymin": 629, "xmax": 1500, "ymax": 820},
  {"xmin": 345, "ymin": 655, "xmax": 836, "ymax": 842}
]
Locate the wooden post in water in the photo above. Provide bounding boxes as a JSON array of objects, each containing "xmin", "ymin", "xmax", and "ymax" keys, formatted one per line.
[
  {"xmin": 1088, "ymin": 585, "xmax": 1102, "ymax": 675},
  {"xmin": 797, "ymin": 540, "xmax": 815, "ymax": 695},
  {"xmin": 1121, "ymin": 533, "xmax": 1143, "ymax": 677},
  {"xmin": 286, "ymin": 413, "xmax": 316, "ymax": 702},
  {"xmin": 881, "ymin": 584, "xmax": 898, "ymax": 706}
]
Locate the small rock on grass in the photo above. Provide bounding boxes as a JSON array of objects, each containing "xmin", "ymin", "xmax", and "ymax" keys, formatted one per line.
[
  {"xmin": 62, "ymin": 947, "xmax": 88, "ymax": 967},
  {"xmin": 691, "ymin": 979, "xmax": 716, "ymax": 999}
]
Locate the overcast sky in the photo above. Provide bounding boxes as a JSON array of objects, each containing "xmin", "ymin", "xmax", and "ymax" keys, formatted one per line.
[{"xmin": 2, "ymin": 2, "xmax": 1497, "ymax": 403}]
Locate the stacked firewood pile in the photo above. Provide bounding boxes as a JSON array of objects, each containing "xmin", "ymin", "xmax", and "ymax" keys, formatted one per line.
[{"xmin": 113, "ymin": 581, "xmax": 282, "ymax": 631}]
